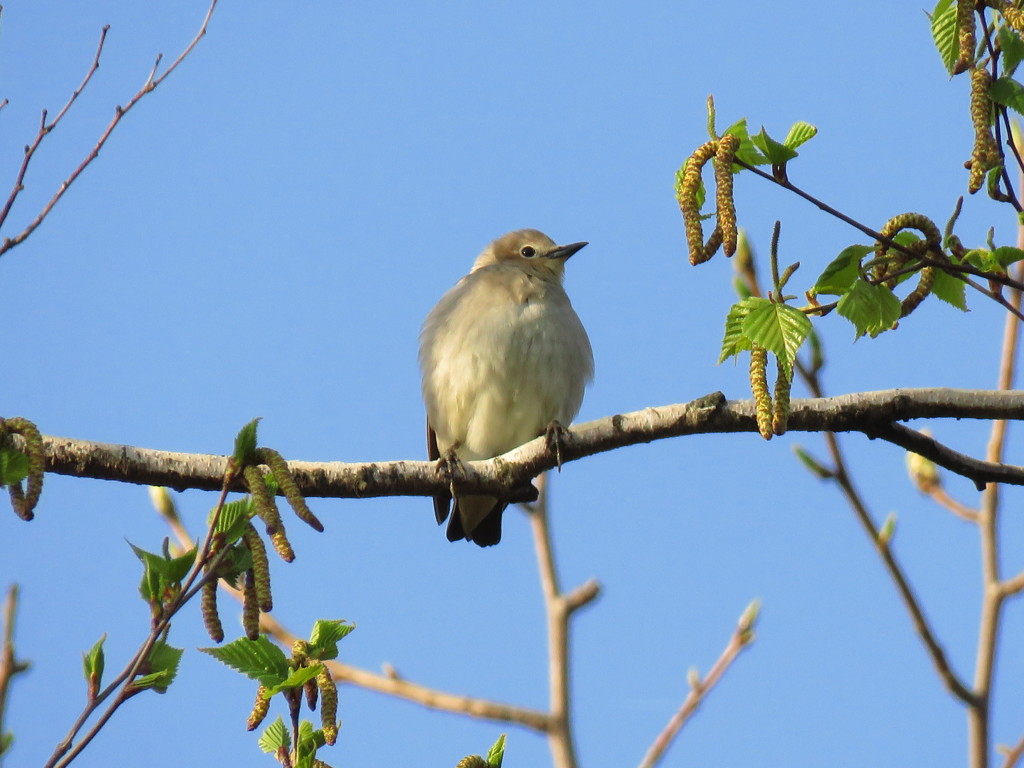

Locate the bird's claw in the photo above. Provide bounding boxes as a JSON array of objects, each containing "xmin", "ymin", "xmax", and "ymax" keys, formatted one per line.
[{"xmin": 545, "ymin": 420, "xmax": 569, "ymax": 472}]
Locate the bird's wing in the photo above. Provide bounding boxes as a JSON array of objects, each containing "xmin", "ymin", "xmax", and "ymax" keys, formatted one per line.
[{"xmin": 427, "ymin": 421, "xmax": 451, "ymax": 525}]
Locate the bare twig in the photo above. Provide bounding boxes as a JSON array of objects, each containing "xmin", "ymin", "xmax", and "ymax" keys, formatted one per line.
[
  {"xmin": 924, "ymin": 485, "xmax": 980, "ymax": 524},
  {"xmin": 0, "ymin": 26, "xmax": 109, "ymax": 235},
  {"xmin": 1000, "ymin": 734, "xmax": 1024, "ymax": 768},
  {"xmin": 527, "ymin": 475, "xmax": 600, "ymax": 768},
  {"xmin": 160, "ymin": 512, "xmax": 557, "ymax": 735},
  {"xmin": 636, "ymin": 601, "xmax": 757, "ymax": 768},
  {"xmin": 969, "ymin": 247, "xmax": 1023, "ymax": 768},
  {"xmin": 0, "ymin": 585, "xmax": 30, "ymax": 764},
  {"xmin": 0, "ymin": 0, "xmax": 218, "ymax": 259}
]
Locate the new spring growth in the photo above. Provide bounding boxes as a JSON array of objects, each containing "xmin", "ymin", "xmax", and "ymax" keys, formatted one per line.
[
  {"xmin": 318, "ymin": 666, "xmax": 339, "ymax": 746},
  {"xmin": 772, "ymin": 358, "xmax": 791, "ymax": 436},
  {"xmin": 907, "ymin": 430, "xmax": 942, "ymax": 492},
  {"xmin": 242, "ymin": 569, "xmax": 260, "ymax": 640},
  {"xmin": 749, "ymin": 345, "xmax": 773, "ymax": 440},
  {"xmin": 878, "ymin": 512, "xmax": 897, "ymax": 546},
  {"xmin": 954, "ymin": 0, "xmax": 976, "ymax": 75},
  {"xmin": 969, "ymin": 66, "xmax": 1000, "ymax": 194},
  {"xmin": 247, "ymin": 685, "xmax": 270, "ymax": 731},
  {"xmin": 147, "ymin": 485, "xmax": 179, "ymax": 523},
  {"xmin": 992, "ymin": 0, "xmax": 1024, "ymax": 34},
  {"xmin": 243, "ymin": 522, "xmax": 273, "ymax": 612},
  {"xmin": 257, "ymin": 447, "xmax": 324, "ymax": 533},
  {"xmin": 244, "ymin": 465, "xmax": 295, "ymax": 563},
  {"xmin": 201, "ymin": 579, "xmax": 224, "ymax": 643},
  {"xmin": 873, "ymin": 212, "xmax": 942, "ymax": 318},
  {"xmin": 0, "ymin": 416, "xmax": 44, "ymax": 520},
  {"xmin": 738, "ymin": 598, "xmax": 761, "ymax": 644}
]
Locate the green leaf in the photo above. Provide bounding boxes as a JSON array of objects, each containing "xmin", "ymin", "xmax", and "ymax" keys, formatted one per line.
[
  {"xmin": 740, "ymin": 301, "xmax": 813, "ymax": 378},
  {"xmin": 783, "ymin": 121, "xmax": 817, "ymax": 149},
  {"xmin": 265, "ymin": 664, "xmax": 323, "ymax": 697},
  {"xmin": 1000, "ymin": 26, "xmax": 1024, "ymax": 76},
  {"xmin": 296, "ymin": 720, "xmax": 327, "ymax": 767},
  {"xmin": 931, "ymin": 268, "xmax": 968, "ymax": 310},
  {"xmin": 82, "ymin": 634, "xmax": 106, "ymax": 697},
  {"xmin": 992, "ymin": 245, "xmax": 1024, "ymax": 269},
  {"xmin": 134, "ymin": 641, "xmax": 183, "ymax": 693},
  {"xmin": 723, "ymin": 118, "xmax": 768, "ymax": 167},
  {"xmin": 751, "ymin": 127, "xmax": 798, "ymax": 165},
  {"xmin": 487, "ymin": 734, "xmax": 507, "ymax": 767},
  {"xmin": 0, "ymin": 731, "xmax": 13, "ymax": 756},
  {"xmin": 200, "ymin": 635, "xmax": 290, "ymax": 687},
  {"xmin": 930, "ymin": 0, "xmax": 959, "ymax": 75},
  {"xmin": 814, "ymin": 245, "xmax": 872, "ymax": 295},
  {"xmin": 128, "ymin": 541, "xmax": 197, "ymax": 605},
  {"xmin": 258, "ymin": 716, "xmax": 290, "ymax": 755},
  {"xmin": 0, "ymin": 448, "xmax": 29, "ymax": 486},
  {"xmin": 989, "ymin": 76, "xmax": 1024, "ymax": 116},
  {"xmin": 233, "ymin": 418, "xmax": 261, "ymax": 463},
  {"xmin": 836, "ymin": 279, "xmax": 902, "ymax": 338},
  {"xmin": 213, "ymin": 498, "xmax": 255, "ymax": 543},
  {"xmin": 309, "ymin": 619, "xmax": 355, "ymax": 660},
  {"xmin": 718, "ymin": 296, "xmax": 766, "ymax": 363}
]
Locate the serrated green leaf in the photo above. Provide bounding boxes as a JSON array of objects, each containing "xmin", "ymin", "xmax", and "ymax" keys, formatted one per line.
[
  {"xmin": 718, "ymin": 296, "xmax": 767, "ymax": 363},
  {"xmin": 265, "ymin": 664, "xmax": 323, "ymax": 697},
  {"xmin": 0, "ymin": 731, "xmax": 13, "ymax": 756},
  {"xmin": 930, "ymin": 0, "xmax": 959, "ymax": 75},
  {"xmin": 82, "ymin": 634, "xmax": 106, "ymax": 696},
  {"xmin": 723, "ymin": 118, "xmax": 768, "ymax": 167},
  {"xmin": 836, "ymin": 279, "xmax": 902, "ymax": 338},
  {"xmin": 259, "ymin": 716, "xmax": 290, "ymax": 754},
  {"xmin": 990, "ymin": 76, "xmax": 1024, "ymax": 115},
  {"xmin": 233, "ymin": 418, "xmax": 261, "ymax": 463},
  {"xmin": 992, "ymin": 245, "xmax": 1024, "ymax": 269},
  {"xmin": 309, "ymin": 620, "xmax": 355, "ymax": 660},
  {"xmin": 0, "ymin": 448, "xmax": 29, "ymax": 486},
  {"xmin": 200, "ymin": 635, "xmax": 290, "ymax": 687},
  {"xmin": 783, "ymin": 121, "xmax": 817, "ymax": 149},
  {"xmin": 931, "ymin": 268, "xmax": 968, "ymax": 310},
  {"xmin": 213, "ymin": 498, "xmax": 255, "ymax": 543},
  {"xmin": 964, "ymin": 248, "xmax": 992, "ymax": 270},
  {"xmin": 1000, "ymin": 26, "xmax": 1024, "ymax": 75},
  {"xmin": 740, "ymin": 302, "xmax": 812, "ymax": 377},
  {"xmin": 751, "ymin": 127, "xmax": 798, "ymax": 164},
  {"xmin": 814, "ymin": 245, "xmax": 872, "ymax": 294},
  {"xmin": 134, "ymin": 641, "xmax": 183, "ymax": 693},
  {"xmin": 487, "ymin": 733, "xmax": 506, "ymax": 767}
]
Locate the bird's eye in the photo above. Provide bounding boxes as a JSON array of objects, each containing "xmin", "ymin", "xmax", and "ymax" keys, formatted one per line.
[{"xmin": 520, "ymin": 246, "xmax": 537, "ymax": 258}]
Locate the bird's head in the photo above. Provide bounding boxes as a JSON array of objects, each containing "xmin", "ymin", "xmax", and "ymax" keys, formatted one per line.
[{"xmin": 471, "ymin": 229, "xmax": 588, "ymax": 281}]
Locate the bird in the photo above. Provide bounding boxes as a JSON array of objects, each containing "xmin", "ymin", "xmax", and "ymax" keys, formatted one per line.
[{"xmin": 419, "ymin": 228, "xmax": 594, "ymax": 546}]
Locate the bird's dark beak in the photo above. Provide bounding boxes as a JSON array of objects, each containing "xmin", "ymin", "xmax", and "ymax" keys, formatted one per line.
[{"xmin": 547, "ymin": 241, "xmax": 588, "ymax": 260}]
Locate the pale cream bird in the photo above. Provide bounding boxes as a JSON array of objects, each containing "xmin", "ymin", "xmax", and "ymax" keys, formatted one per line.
[{"xmin": 419, "ymin": 229, "xmax": 594, "ymax": 546}]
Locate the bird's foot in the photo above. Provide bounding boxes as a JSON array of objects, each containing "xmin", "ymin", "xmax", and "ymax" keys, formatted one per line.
[
  {"xmin": 544, "ymin": 420, "xmax": 570, "ymax": 472},
  {"xmin": 439, "ymin": 447, "xmax": 466, "ymax": 497}
]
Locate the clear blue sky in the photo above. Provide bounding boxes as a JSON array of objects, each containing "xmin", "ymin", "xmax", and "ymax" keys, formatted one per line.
[{"xmin": 3, "ymin": 2, "xmax": 1023, "ymax": 766}]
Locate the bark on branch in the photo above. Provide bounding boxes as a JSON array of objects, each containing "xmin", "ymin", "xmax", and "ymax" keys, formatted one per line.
[{"xmin": 11, "ymin": 388, "xmax": 1024, "ymax": 500}]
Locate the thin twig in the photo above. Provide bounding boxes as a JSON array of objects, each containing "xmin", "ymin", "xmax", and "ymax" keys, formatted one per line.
[
  {"xmin": 0, "ymin": 585, "xmax": 30, "ymax": 764},
  {"xmin": 636, "ymin": 602, "xmax": 757, "ymax": 768},
  {"xmin": 527, "ymin": 475, "xmax": 600, "ymax": 768},
  {"xmin": 0, "ymin": 26, "xmax": 109, "ymax": 235},
  {"xmin": 159, "ymin": 515, "xmax": 557, "ymax": 735},
  {"xmin": 924, "ymin": 485, "xmax": 980, "ymax": 524},
  {"xmin": 969, "ymin": 246, "xmax": 1023, "ymax": 768},
  {"xmin": 0, "ymin": 0, "xmax": 218, "ymax": 259},
  {"xmin": 45, "ymin": 469, "xmax": 232, "ymax": 767}
]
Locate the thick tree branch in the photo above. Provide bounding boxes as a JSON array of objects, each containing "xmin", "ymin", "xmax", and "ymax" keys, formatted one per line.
[{"xmin": 12, "ymin": 389, "xmax": 1024, "ymax": 503}]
